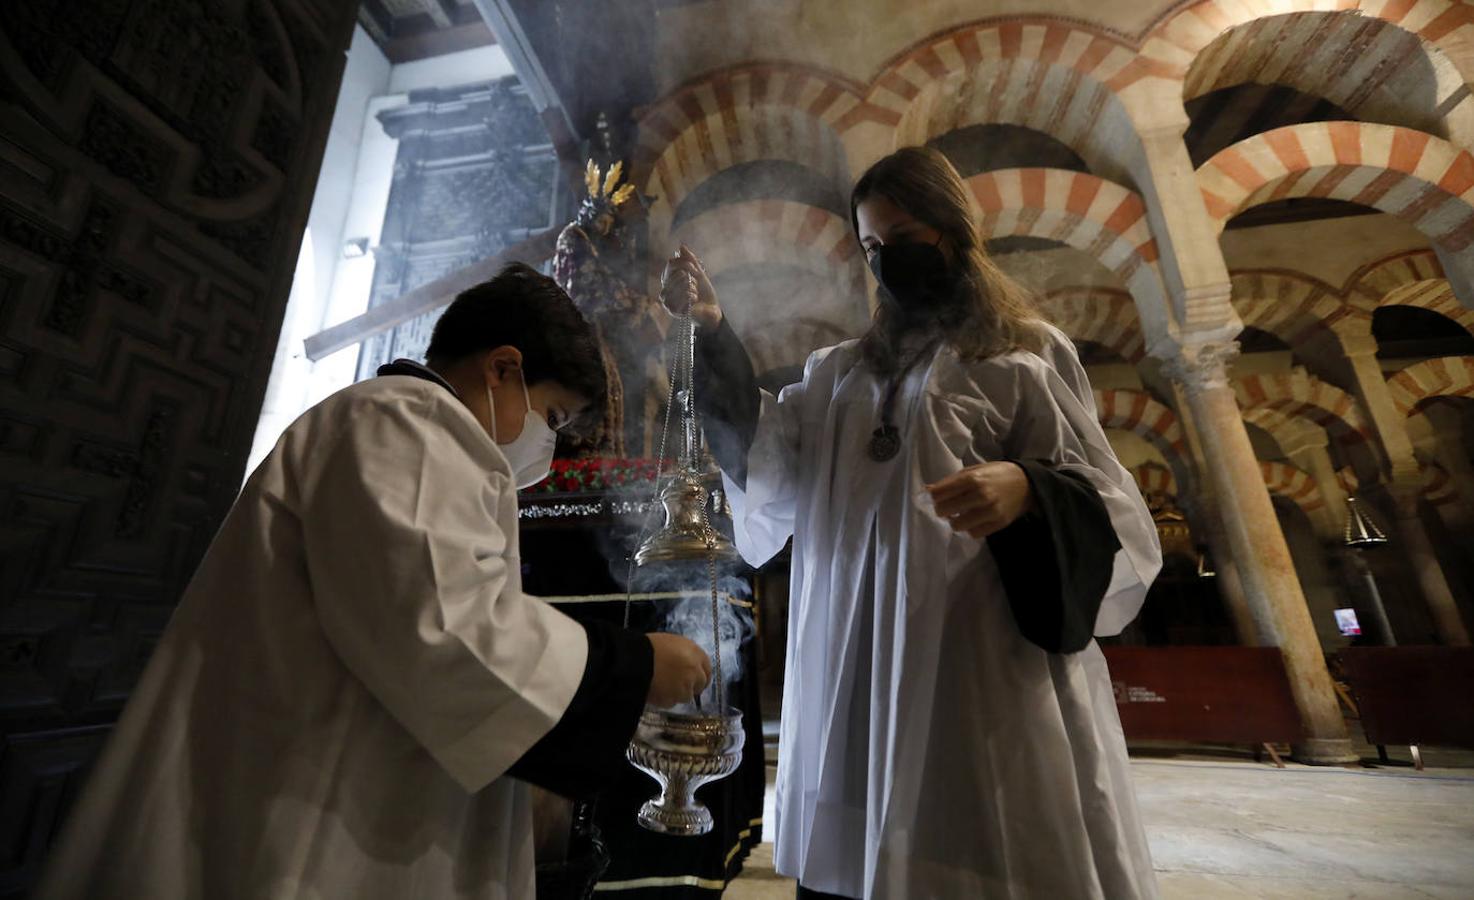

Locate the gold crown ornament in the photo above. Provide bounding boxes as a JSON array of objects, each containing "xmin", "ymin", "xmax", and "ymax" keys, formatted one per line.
[{"xmin": 584, "ymin": 159, "xmax": 637, "ymax": 207}]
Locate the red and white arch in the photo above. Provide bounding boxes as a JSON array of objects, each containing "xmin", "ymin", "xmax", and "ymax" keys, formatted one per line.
[
  {"xmin": 1198, "ymin": 123, "xmax": 1474, "ymax": 255},
  {"xmin": 1142, "ymin": 0, "xmax": 1474, "ymax": 88},
  {"xmin": 1345, "ymin": 249, "xmax": 1447, "ymax": 310},
  {"xmin": 1233, "ymin": 371, "xmax": 1376, "ymax": 447},
  {"xmin": 1260, "ymin": 460, "xmax": 1327, "ymax": 515},
  {"xmin": 1133, "ymin": 461, "xmax": 1179, "ymax": 499},
  {"xmin": 1378, "ymin": 280, "xmax": 1474, "ymax": 337},
  {"xmin": 1176, "ymin": 8, "xmax": 1474, "ymax": 146},
  {"xmin": 1036, "ymin": 287, "xmax": 1146, "ymax": 364},
  {"xmin": 967, "ymin": 168, "xmax": 1168, "ymax": 328},
  {"xmin": 1095, "ymin": 388, "xmax": 1193, "ymax": 480},
  {"xmin": 868, "ymin": 21, "xmax": 1157, "ymax": 186},
  {"xmin": 1230, "ymin": 269, "xmax": 1366, "ymax": 346},
  {"xmin": 1387, "ymin": 355, "xmax": 1474, "ymax": 414},
  {"xmin": 633, "ymin": 66, "xmax": 864, "ymax": 236},
  {"xmin": 671, "ymin": 199, "xmax": 865, "ymax": 297}
]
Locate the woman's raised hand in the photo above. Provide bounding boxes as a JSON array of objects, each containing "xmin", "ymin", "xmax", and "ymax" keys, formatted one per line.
[
  {"xmin": 660, "ymin": 245, "xmax": 722, "ymax": 330},
  {"xmin": 925, "ymin": 461, "xmax": 1034, "ymax": 539}
]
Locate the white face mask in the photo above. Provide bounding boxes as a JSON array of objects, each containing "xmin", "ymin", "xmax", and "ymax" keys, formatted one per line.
[{"xmin": 486, "ymin": 370, "xmax": 557, "ymax": 489}]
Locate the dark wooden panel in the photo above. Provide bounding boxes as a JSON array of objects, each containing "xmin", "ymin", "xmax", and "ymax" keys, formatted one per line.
[
  {"xmin": 1101, "ymin": 646, "xmax": 1304, "ymax": 744},
  {"xmin": 1338, "ymin": 647, "xmax": 1474, "ymax": 748},
  {"xmin": 0, "ymin": 727, "xmax": 109, "ymax": 897},
  {"xmin": 0, "ymin": 1, "xmax": 360, "ymax": 894}
]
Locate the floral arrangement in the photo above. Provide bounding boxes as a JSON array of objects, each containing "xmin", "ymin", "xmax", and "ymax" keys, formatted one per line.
[{"xmin": 520, "ymin": 458, "xmax": 668, "ymax": 495}]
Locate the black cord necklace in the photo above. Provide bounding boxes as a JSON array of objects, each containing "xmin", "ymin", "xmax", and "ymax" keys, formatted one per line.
[
  {"xmin": 866, "ymin": 340, "xmax": 937, "ymax": 462},
  {"xmin": 867, "ymin": 413, "xmax": 902, "ymax": 461}
]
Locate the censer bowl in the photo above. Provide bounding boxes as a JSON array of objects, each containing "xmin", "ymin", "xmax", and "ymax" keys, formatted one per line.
[{"xmin": 627, "ymin": 706, "xmax": 744, "ymax": 836}]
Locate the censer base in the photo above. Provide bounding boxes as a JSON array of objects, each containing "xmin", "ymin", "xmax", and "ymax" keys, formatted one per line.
[
  {"xmin": 627, "ymin": 707, "xmax": 744, "ymax": 838},
  {"xmin": 636, "ymin": 797, "xmax": 715, "ymax": 836}
]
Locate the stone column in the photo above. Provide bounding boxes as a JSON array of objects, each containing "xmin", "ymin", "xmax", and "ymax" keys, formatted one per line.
[
  {"xmin": 1388, "ymin": 483, "xmax": 1472, "ymax": 646},
  {"xmin": 1195, "ymin": 502, "xmax": 1261, "ymax": 645},
  {"xmin": 1430, "ymin": 458, "xmax": 1474, "ymax": 547},
  {"xmin": 1283, "ymin": 433, "xmax": 1348, "ymax": 540},
  {"xmin": 1169, "ymin": 383, "xmax": 1259, "ymax": 644},
  {"xmin": 1341, "ymin": 334, "xmax": 1420, "ymax": 483},
  {"xmin": 1133, "ymin": 122, "xmax": 1242, "ymax": 339},
  {"xmin": 1164, "ymin": 342, "xmax": 1356, "ymax": 764},
  {"xmin": 1342, "ymin": 331, "xmax": 1470, "ymax": 644},
  {"xmin": 1440, "ymin": 452, "xmax": 1474, "ymax": 516},
  {"xmin": 1336, "ymin": 548, "xmax": 1398, "ymax": 646}
]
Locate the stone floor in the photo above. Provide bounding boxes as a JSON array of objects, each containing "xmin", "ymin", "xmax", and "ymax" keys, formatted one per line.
[{"xmin": 724, "ymin": 757, "xmax": 1474, "ymax": 899}]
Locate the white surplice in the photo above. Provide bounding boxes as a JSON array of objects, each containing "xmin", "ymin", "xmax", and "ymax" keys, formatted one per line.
[
  {"xmin": 35, "ymin": 375, "xmax": 588, "ymax": 900},
  {"xmin": 724, "ymin": 325, "xmax": 1163, "ymax": 899}
]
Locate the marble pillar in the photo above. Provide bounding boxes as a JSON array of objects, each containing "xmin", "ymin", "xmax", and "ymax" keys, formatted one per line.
[
  {"xmin": 1284, "ymin": 435, "xmax": 1348, "ymax": 540},
  {"xmin": 1342, "ymin": 334, "xmax": 1419, "ymax": 483},
  {"xmin": 1165, "ymin": 342, "xmax": 1356, "ymax": 764},
  {"xmin": 1388, "ymin": 483, "xmax": 1472, "ymax": 646},
  {"xmin": 1170, "ymin": 383, "xmax": 1259, "ymax": 644},
  {"xmin": 1336, "ymin": 549, "xmax": 1398, "ymax": 646},
  {"xmin": 1342, "ymin": 331, "xmax": 1469, "ymax": 644},
  {"xmin": 1196, "ymin": 503, "xmax": 1261, "ymax": 645}
]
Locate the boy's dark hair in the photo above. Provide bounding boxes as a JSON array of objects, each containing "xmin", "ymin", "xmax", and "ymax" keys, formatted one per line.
[{"xmin": 426, "ymin": 262, "xmax": 607, "ymax": 437}]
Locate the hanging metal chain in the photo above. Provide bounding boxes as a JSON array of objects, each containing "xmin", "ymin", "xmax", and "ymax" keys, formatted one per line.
[
  {"xmin": 683, "ymin": 311, "xmax": 725, "ymax": 710},
  {"xmin": 622, "ymin": 276, "xmax": 725, "ymax": 712},
  {"xmin": 623, "ymin": 302, "xmax": 688, "ymax": 629},
  {"xmin": 701, "ymin": 499, "xmax": 724, "ymax": 712}
]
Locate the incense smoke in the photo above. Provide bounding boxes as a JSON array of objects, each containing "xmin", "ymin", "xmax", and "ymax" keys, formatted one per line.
[{"xmin": 594, "ymin": 472, "xmax": 756, "ymax": 711}]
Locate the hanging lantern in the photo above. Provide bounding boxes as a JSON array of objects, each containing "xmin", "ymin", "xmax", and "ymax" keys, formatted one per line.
[
  {"xmin": 1343, "ymin": 495, "xmax": 1388, "ymax": 548},
  {"xmin": 626, "ymin": 270, "xmax": 742, "ymax": 836}
]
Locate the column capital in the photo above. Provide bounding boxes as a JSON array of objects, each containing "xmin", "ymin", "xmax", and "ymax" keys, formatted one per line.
[{"xmin": 1162, "ymin": 341, "xmax": 1241, "ymax": 395}]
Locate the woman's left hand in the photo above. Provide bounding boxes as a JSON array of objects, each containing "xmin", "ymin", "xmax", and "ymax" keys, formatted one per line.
[{"xmin": 925, "ymin": 462, "xmax": 1034, "ymax": 539}]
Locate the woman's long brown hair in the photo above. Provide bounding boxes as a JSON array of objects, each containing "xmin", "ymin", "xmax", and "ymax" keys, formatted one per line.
[{"xmin": 850, "ymin": 146, "xmax": 1044, "ymax": 374}]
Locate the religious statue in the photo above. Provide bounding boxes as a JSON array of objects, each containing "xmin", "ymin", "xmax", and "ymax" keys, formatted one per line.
[{"xmin": 553, "ymin": 161, "xmax": 668, "ymax": 457}]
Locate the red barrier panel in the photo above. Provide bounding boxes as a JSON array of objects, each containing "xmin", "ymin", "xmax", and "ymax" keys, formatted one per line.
[
  {"xmin": 1101, "ymin": 646, "xmax": 1303, "ymax": 745},
  {"xmin": 1337, "ymin": 647, "xmax": 1474, "ymax": 749}
]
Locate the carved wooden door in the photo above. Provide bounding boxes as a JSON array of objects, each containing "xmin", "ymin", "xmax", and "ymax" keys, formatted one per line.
[{"xmin": 0, "ymin": 1, "xmax": 358, "ymax": 894}]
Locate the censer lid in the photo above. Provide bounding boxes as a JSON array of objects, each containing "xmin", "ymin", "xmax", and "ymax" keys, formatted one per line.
[
  {"xmin": 635, "ymin": 530, "xmax": 740, "ymax": 565},
  {"xmin": 634, "ymin": 468, "xmax": 739, "ymax": 566}
]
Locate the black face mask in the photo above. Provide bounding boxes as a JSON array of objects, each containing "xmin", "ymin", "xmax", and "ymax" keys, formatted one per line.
[{"xmin": 867, "ymin": 240, "xmax": 955, "ymax": 313}]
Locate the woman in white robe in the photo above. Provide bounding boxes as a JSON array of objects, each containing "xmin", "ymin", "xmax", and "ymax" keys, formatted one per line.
[
  {"xmin": 33, "ymin": 264, "xmax": 711, "ymax": 900},
  {"xmin": 664, "ymin": 148, "xmax": 1163, "ymax": 899}
]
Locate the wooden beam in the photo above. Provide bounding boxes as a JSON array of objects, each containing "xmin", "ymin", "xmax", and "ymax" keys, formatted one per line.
[
  {"xmin": 302, "ymin": 227, "xmax": 561, "ymax": 362},
  {"xmin": 469, "ymin": 0, "xmax": 577, "ymax": 146},
  {"xmin": 356, "ymin": 0, "xmax": 393, "ymax": 46},
  {"xmin": 469, "ymin": 0, "xmax": 587, "ymax": 198},
  {"xmin": 417, "ymin": 0, "xmax": 454, "ymax": 28},
  {"xmin": 381, "ymin": 20, "xmax": 496, "ymax": 64}
]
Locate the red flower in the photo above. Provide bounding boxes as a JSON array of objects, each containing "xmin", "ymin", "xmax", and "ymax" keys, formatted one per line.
[{"xmin": 518, "ymin": 457, "xmax": 670, "ymax": 496}]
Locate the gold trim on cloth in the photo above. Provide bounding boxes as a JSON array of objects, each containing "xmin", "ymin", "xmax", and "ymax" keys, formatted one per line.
[
  {"xmin": 591, "ymin": 818, "xmax": 765, "ymax": 893},
  {"xmin": 534, "ymin": 591, "xmax": 753, "ymax": 609}
]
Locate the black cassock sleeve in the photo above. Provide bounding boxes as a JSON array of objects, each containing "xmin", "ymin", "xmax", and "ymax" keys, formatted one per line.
[
  {"xmin": 693, "ymin": 316, "xmax": 761, "ymax": 490},
  {"xmin": 986, "ymin": 459, "xmax": 1123, "ymax": 654},
  {"xmin": 505, "ymin": 619, "xmax": 653, "ymax": 798}
]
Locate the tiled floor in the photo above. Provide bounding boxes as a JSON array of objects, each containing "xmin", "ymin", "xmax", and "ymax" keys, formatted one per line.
[{"xmin": 725, "ymin": 757, "xmax": 1474, "ymax": 899}]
